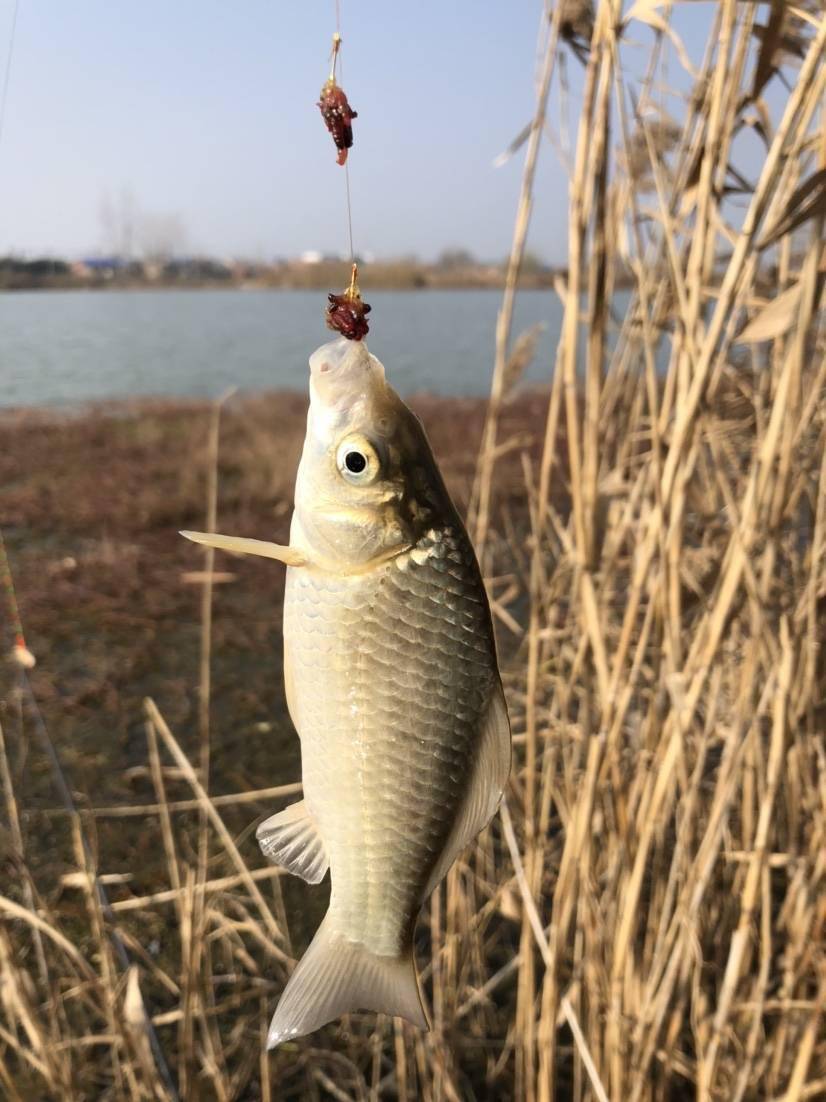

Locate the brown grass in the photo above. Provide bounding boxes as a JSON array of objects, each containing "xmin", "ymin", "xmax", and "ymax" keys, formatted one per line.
[{"xmin": 2, "ymin": 2, "xmax": 826, "ymax": 1099}]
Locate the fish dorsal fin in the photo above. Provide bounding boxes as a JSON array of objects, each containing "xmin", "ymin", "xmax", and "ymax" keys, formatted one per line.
[
  {"xmin": 180, "ymin": 531, "xmax": 307, "ymax": 567},
  {"xmin": 421, "ymin": 682, "xmax": 511, "ymax": 902},
  {"xmin": 256, "ymin": 800, "xmax": 329, "ymax": 884}
]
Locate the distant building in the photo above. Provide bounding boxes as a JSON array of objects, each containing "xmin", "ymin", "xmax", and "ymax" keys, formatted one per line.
[
  {"xmin": 82, "ymin": 256, "xmax": 126, "ymax": 270},
  {"xmin": 81, "ymin": 256, "xmax": 126, "ymax": 279},
  {"xmin": 299, "ymin": 250, "xmax": 323, "ymax": 265},
  {"xmin": 142, "ymin": 260, "xmax": 163, "ymax": 282}
]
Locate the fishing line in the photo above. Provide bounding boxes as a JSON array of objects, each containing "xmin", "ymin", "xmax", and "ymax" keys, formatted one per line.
[
  {"xmin": 333, "ymin": 0, "xmax": 355, "ymax": 266},
  {"xmin": 0, "ymin": 18, "xmax": 163, "ymax": 1082},
  {"xmin": 318, "ymin": 0, "xmax": 369, "ymax": 337},
  {"xmin": 0, "ymin": 11, "xmax": 170, "ymax": 1070},
  {"xmin": 0, "ymin": 0, "xmax": 19, "ymax": 154},
  {"xmin": 344, "ymin": 160, "xmax": 355, "ymax": 266}
]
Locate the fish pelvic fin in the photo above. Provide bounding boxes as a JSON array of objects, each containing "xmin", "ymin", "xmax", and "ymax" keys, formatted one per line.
[
  {"xmin": 180, "ymin": 530, "xmax": 307, "ymax": 568},
  {"xmin": 267, "ymin": 915, "xmax": 429, "ymax": 1048},
  {"xmin": 256, "ymin": 800, "xmax": 329, "ymax": 884}
]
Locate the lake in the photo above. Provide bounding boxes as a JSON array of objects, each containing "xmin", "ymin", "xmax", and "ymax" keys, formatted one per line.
[{"xmin": 0, "ymin": 288, "xmax": 572, "ymax": 408}]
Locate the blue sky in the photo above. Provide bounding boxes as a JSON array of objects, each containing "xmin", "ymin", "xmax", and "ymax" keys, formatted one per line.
[{"xmin": 0, "ymin": 2, "xmax": 767, "ymax": 263}]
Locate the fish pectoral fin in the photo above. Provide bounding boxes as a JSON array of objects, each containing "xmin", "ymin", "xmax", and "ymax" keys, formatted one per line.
[
  {"xmin": 256, "ymin": 799, "xmax": 329, "ymax": 884},
  {"xmin": 421, "ymin": 681, "xmax": 511, "ymax": 902},
  {"xmin": 180, "ymin": 531, "xmax": 307, "ymax": 568},
  {"xmin": 267, "ymin": 914, "xmax": 429, "ymax": 1048}
]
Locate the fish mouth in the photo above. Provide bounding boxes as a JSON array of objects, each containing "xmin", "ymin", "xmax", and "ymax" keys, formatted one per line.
[{"xmin": 309, "ymin": 338, "xmax": 386, "ymax": 412}]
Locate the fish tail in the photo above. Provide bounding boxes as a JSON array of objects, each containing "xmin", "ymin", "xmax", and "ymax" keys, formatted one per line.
[{"xmin": 267, "ymin": 914, "xmax": 429, "ymax": 1048}]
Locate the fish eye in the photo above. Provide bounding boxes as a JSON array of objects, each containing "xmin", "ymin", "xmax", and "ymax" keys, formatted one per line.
[
  {"xmin": 336, "ymin": 434, "xmax": 380, "ymax": 485},
  {"xmin": 345, "ymin": 451, "xmax": 366, "ymax": 473}
]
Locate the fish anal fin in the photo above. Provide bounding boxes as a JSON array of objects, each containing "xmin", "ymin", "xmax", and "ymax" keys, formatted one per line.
[
  {"xmin": 256, "ymin": 800, "xmax": 329, "ymax": 884},
  {"xmin": 422, "ymin": 682, "xmax": 511, "ymax": 901},
  {"xmin": 180, "ymin": 530, "xmax": 307, "ymax": 568},
  {"xmin": 267, "ymin": 915, "xmax": 429, "ymax": 1048}
]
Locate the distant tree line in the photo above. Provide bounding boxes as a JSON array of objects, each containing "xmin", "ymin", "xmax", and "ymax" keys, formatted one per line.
[
  {"xmin": 0, "ymin": 251, "xmax": 616, "ymax": 292},
  {"xmin": 0, "ymin": 257, "xmax": 69, "ymax": 277}
]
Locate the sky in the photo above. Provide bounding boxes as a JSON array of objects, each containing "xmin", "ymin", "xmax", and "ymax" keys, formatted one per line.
[{"xmin": 0, "ymin": 1, "xmax": 767, "ymax": 263}]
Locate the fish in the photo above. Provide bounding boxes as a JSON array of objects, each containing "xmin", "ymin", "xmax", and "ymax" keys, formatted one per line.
[{"xmin": 181, "ymin": 337, "xmax": 510, "ymax": 1047}]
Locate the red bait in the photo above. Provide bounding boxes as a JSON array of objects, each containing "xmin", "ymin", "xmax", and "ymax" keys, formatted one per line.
[
  {"xmin": 318, "ymin": 80, "xmax": 357, "ymax": 166},
  {"xmin": 326, "ymin": 289, "xmax": 371, "ymax": 341}
]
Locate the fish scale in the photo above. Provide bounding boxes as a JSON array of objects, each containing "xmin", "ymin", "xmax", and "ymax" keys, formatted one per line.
[{"xmin": 285, "ymin": 524, "xmax": 495, "ymax": 957}]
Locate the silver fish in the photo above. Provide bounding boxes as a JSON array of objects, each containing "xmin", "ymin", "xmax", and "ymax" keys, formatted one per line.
[{"xmin": 182, "ymin": 338, "xmax": 510, "ymax": 1046}]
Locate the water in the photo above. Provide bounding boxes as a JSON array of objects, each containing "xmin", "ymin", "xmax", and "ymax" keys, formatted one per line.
[{"xmin": 0, "ymin": 288, "xmax": 574, "ymax": 408}]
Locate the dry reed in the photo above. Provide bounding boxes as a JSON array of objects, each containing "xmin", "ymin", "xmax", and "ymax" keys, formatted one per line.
[{"xmin": 2, "ymin": 2, "xmax": 826, "ymax": 1099}]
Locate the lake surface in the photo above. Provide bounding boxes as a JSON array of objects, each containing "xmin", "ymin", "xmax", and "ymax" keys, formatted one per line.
[{"xmin": 0, "ymin": 288, "xmax": 573, "ymax": 408}]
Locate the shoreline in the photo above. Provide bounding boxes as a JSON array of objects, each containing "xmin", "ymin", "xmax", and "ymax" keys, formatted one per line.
[
  {"xmin": 0, "ymin": 385, "xmax": 509, "ymax": 419},
  {"xmin": 0, "ymin": 381, "xmax": 555, "ymax": 426}
]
